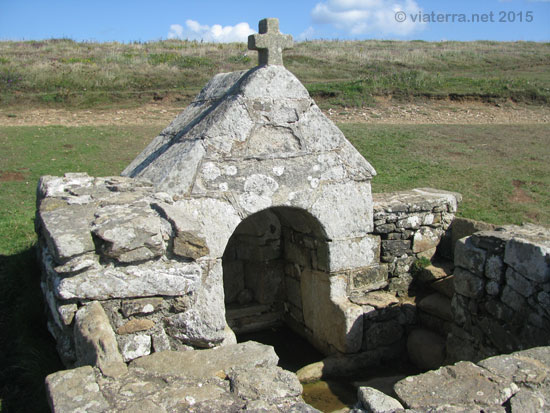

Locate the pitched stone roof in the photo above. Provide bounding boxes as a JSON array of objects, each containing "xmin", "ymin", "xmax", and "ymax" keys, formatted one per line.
[{"xmin": 122, "ymin": 65, "xmax": 376, "ymax": 205}]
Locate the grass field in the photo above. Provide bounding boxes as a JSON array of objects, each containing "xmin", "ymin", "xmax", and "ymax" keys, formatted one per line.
[{"xmin": 1, "ymin": 39, "xmax": 549, "ymax": 108}]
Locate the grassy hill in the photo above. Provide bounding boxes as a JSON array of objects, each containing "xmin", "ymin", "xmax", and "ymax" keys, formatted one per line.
[{"xmin": 1, "ymin": 38, "xmax": 549, "ymax": 108}]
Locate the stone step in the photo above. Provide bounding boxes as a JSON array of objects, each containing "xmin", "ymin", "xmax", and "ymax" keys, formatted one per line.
[
  {"xmin": 418, "ymin": 293, "xmax": 453, "ymax": 322},
  {"xmin": 226, "ymin": 303, "xmax": 271, "ymax": 320},
  {"xmin": 430, "ymin": 275, "xmax": 455, "ymax": 298},
  {"xmin": 417, "ymin": 259, "xmax": 454, "ymax": 284},
  {"xmin": 228, "ymin": 310, "xmax": 283, "ymax": 335}
]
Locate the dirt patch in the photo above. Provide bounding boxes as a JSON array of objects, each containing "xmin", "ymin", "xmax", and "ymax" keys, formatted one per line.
[
  {"xmin": 0, "ymin": 100, "xmax": 548, "ymax": 127},
  {"xmin": 0, "ymin": 171, "xmax": 26, "ymax": 182},
  {"xmin": 510, "ymin": 180, "xmax": 535, "ymax": 204}
]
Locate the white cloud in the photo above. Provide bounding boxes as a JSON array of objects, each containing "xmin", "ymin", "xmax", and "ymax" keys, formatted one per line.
[
  {"xmin": 311, "ymin": 0, "xmax": 425, "ymax": 37},
  {"xmin": 298, "ymin": 26, "xmax": 316, "ymax": 41},
  {"xmin": 168, "ymin": 20, "xmax": 254, "ymax": 43}
]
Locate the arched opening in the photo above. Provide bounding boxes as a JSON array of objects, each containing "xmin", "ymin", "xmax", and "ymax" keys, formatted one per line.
[{"xmin": 222, "ymin": 206, "xmax": 330, "ymax": 352}]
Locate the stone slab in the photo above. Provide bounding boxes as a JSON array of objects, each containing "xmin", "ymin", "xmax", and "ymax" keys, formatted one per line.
[
  {"xmin": 55, "ymin": 260, "xmax": 202, "ymax": 300},
  {"xmin": 46, "ymin": 366, "xmax": 109, "ymax": 413},
  {"xmin": 358, "ymin": 386, "xmax": 404, "ymax": 413},
  {"xmin": 394, "ymin": 361, "xmax": 518, "ymax": 410},
  {"xmin": 130, "ymin": 341, "xmax": 278, "ymax": 379},
  {"xmin": 73, "ymin": 301, "xmax": 127, "ymax": 378}
]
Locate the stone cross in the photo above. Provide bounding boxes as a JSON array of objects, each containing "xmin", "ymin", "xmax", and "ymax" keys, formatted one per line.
[{"xmin": 248, "ymin": 18, "xmax": 293, "ymax": 66}]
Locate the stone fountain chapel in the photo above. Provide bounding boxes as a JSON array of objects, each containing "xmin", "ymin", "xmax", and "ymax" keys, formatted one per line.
[
  {"xmin": 120, "ymin": 17, "xmax": 378, "ymax": 354},
  {"xmin": 123, "ymin": 19, "xmax": 379, "ymax": 353},
  {"xmin": 36, "ymin": 17, "xmax": 387, "ymax": 369}
]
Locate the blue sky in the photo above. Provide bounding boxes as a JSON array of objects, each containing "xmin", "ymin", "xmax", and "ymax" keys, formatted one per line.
[{"xmin": 0, "ymin": 0, "xmax": 549, "ymax": 42}]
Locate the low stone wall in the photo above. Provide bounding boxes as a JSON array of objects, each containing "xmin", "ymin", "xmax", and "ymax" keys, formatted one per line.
[
  {"xmin": 36, "ymin": 173, "xmax": 235, "ymax": 368},
  {"xmin": 448, "ymin": 224, "xmax": 550, "ymax": 362},
  {"xmin": 372, "ymin": 188, "xmax": 461, "ymax": 296}
]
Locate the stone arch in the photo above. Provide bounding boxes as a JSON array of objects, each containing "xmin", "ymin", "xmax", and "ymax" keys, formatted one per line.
[{"xmin": 222, "ymin": 206, "xmax": 338, "ymax": 353}]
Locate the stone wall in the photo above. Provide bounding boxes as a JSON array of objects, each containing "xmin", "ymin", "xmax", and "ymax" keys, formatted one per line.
[
  {"xmin": 371, "ymin": 188, "xmax": 461, "ymax": 296},
  {"xmin": 448, "ymin": 224, "xmax": 550, "ymax": 362},
  {"xmin": 36, "ymin": 173, "xmax": 234, "ymax": 368}
]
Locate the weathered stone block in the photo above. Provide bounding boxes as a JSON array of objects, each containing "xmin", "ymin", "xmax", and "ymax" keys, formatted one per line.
[
  {"xmin": 329, "ymin": 235, "xmax": 379, "ymax": 272},
  {"xmin": 129, "ymin": 341, "xmax": 279, "ymax": 378},
  {"xmin": 478, "ymin": 317, "xmax": 519, "ymax": 354},
  {"xmin": 417, "ymin": 261, "xmax": 453, "ymax": 284},
  {"xmin": 285, "ymin": 276, "xmax": 302, "ymax": 309},
  {"xmin": 501, "ymin": 285, "xmax": 526, "ymax": 311},
  {"xmin": 173, "ymin": 230, "xmax": 209, "ymax": 259},
  {"xmin": 504, "ymin": 235, "xmax": 550, "ymax": 283},
  {"xmin": 430, "ymin": 275, "xmax": 455, "ymax": 298},
  {"xmin": 486, "ymin": 280, "xmax": 501, "ymax": 296},
  {"xmin": 116, "ymin": 319, "xmax": 155, "ymax": 335},
  {"xmin": 244, "ymin": 260, "xmax": 284, "ymax": 304},
  {"xmin": 455, "ymin": 237, "xmax": 487, "ymax": 276},
  {"xmin": 55, "ymin": 260, "xmax": 202, "ymax": 300},
  {"xmin": 154, "ymin": 198, "xmax": 241, "ymax": 259},
  {"xmin": 38, "ymin": 203, "xmax": 96, "ymax": 264},
  {"xmin": 357, "ymin": 387, "xmax": 404, "ymax": 413},
  {"xmin": 505, "ymin": 267, "xmax": 535, "ymax": 297},
  {"xmin": 388, "ymin": 274, "xmax": 414, "ymax": 297},
  {"xmin": 46, "ymin": 366, "xmax": 109, "ymax": 413},
  {"xmin": 118, "ymin": 334, "xmax": 152, "ymax": 362},
  {"xmin": 416, "ymin": 246, "xmax": 437, "ymax": 261},
  {"xmin": 311, "ymin": 181, "xmax": 373, "ymax": 239},
  {"xmin": 381, "ymin": 239, "xmax": 411, "ymax": 260},
  {"xmin": 374, "ymin": 223, "xmax": 396, "ymax": 234},
  {"xmin": 228, "ymin": 366, "xmax": 302, "ymax": 402},
  {"xmin": 484, "ymin": 299, "xmax": 515, "ymax": 321},
  {"xmin": 349, "ymin": 290, "xmax": 398, "ymax": 309},
  {"xmin": 73, "ymin": 301, "xmax": 127, "ymax": 378},
  {"xmin": 165, "ymin": 260, "xmax": 226, "ymax": 348},
  {"xmin": 301, "ymin": 270, "xmax": 363, "ymax": 354},
  {"xmin": 349, "ymin": 264, "xmax": 388, "ymax": 293},
  {"xmin": 394, "ymin": 361, "xmax": 518, "ymax": 410},
  {"xmin": 92, "ymin": 212, "xmax": 165, "ymax": 263},
  {"xmin": 396, "ymin": 215, "xmax": 421, "ymax": 230},
  {"xmin": 451, "ymin": 218, "xmax": 497, "ymax": 257},
  {"xmin": 412, "ymin": 226, "xmax": 443, "ymax": 253},
  {"xmin": 451, "ymin": 294, "xmax": 470, "ymax": 326},
  {"xmin": 454, "ymin": 267, "xmax": 485, "ymax": 299},
  {"xmin": 485, "ymin": 254, "xmax": 505, "ymax": 282}
]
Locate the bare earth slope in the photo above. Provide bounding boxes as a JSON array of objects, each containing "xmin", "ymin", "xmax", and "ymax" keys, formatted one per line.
[{"xmin": 1, "ymin": 100, "xmax": 548, "ymax": 126}]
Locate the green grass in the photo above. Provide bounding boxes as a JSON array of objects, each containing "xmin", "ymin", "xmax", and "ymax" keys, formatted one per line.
[
  {"xmin": 342, "ymin": 124, "xmax": 550, "ymax": 225},
  {"xmin": 0, "ymin": 39, "xmax": 548, "ymax": 108},
  {"xmin": 0, "ymin": 123, "xmax": 549, "ymax": 411}
]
